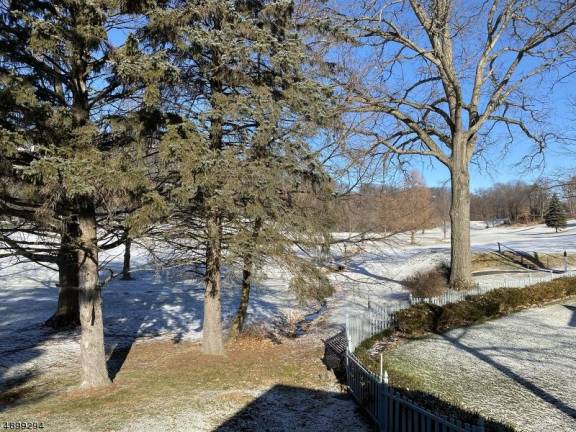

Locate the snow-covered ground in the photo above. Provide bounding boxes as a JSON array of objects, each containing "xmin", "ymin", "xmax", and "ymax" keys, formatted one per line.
[
  {"xmin": 329, "ymin": 220, "xmax": 576, "ymax": 325},
  {"xmin": 384, "ymin": 301, "xmax": 576, "ymax": 432},
  {"xmin": 1, "ymin": 220, "xmax": 576, "ymax": 395}
]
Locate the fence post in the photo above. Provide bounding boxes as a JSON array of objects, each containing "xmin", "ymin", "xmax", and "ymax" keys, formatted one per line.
[
  {"xmin": 381, "ymin": 382, "xmax": 389, "ymax": 432},
  {"xmin": 346, "ymin": 313, "xmax": 352, "ymax": 352},
  {"xmin": 379, "ymin": 353, "xmax": 383, "ymax": 383},
  {"xmin": 497, "ymin": 242, "xmax": 501, "ymax": 253}
]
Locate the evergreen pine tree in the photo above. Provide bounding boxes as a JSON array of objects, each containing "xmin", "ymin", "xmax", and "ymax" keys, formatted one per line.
[
  {"xmin": 544, "ymin": 194, "xmax": 567, "ymax": 232},
  {"xmin": 0, "ymin": 0, "xmax": 168, "ymax": 388},
  {"xmin": 145, "ymin": 0, "xmax": 334, "ymax": 352}
]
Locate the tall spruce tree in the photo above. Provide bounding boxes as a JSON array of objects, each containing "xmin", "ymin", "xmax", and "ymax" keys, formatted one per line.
[
  {"xmin": 145, "ymin": 0, "xmax": 333, "ymax": 354},
  {"xmin": 544, "ymin": 194, "xmax": 567, "ymax": 232},
  {"xmin": 0, "ymin": 0, "xmax": 168, "ymax": 388}
]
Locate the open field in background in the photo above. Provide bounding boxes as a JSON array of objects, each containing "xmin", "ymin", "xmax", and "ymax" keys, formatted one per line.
[{"xmin": 1, "ymin": 220, "xmax": 576, "ymax": 427}]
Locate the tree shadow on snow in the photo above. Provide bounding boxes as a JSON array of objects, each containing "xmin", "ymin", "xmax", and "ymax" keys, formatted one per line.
[
  {"xmin": 1, "ymin": 262, "xmax": 287, "ymax": 408},
  {"xmin": 441, "ymin": 332, "xmax": 576, "ymax": 420},
  {"xmin": 106, "ymin": 267, "xmax": 285, "ymax": 379},
  {"xmin": 0, "ymin": 268, "xmax": 67, "ymax": 411}
]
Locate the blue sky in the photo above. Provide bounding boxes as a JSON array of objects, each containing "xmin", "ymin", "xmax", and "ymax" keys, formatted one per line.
[
  {"xmin": 342, "ymin": 0, "xmax": 576, "ymax": 192},
  {"xmin": 355, "ymin": 71, "xmax": 576, "ymax": 192},
  {"xmin": 323, "ymin": 0, "xmax": 576, "ymax": 192},
  {"xmin": 107, "ymin": 4, "xmax": 575, "ymax": 193}
]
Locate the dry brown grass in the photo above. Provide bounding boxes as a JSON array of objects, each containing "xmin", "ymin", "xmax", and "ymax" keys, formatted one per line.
[
  {"xmin": 1, "ymin": 336, "xmax": 337, "ymax": 431},
  {"xmin": 472, "ymin": 251, "xmax": 576, "ymax": 272},
  {"xmin": 472, "ymin": 252, "xmax": 520, "ymax": 271},
  {"xmin": 229, "ymin": 323, "xmax": 279, "ymax": 347}
]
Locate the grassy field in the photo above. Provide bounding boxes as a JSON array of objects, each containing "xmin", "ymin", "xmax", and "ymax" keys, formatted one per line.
[{"xmin": 0, "ymin": 332, "xmax": 369, "ymax": 432}]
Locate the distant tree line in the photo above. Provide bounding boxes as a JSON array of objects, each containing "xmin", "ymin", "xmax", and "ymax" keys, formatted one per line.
[
  {"xmin": 331, "ymin": 176, "xmax": 575, "ymax": 237},
  {"xmin": 330, "ymin": 172, "xmax": 449, "ymax": 242},
  {"xmin": 470, "ymin": 181, "xmax": 552, "ymax": 225},
  {"xmin": 471, "ymin": 178, "xmax": 575, "ymax": 226}
]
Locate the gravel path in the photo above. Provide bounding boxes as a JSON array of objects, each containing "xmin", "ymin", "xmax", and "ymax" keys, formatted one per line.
[{"xmin": 386, "ymin": 302, "xmax": 576, "ymax": 432}]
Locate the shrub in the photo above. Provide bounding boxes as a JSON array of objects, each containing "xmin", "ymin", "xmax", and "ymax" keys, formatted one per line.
[
  {"xmin": 435, "ymin": 301, "xmax": 488, "ymax": 332},
  {"xmin": 404, "ymin": 264, "xmax": 450, "ymax": 298},
  {"xmin": 393, "ymin": 276, "xmax": 576, "ymax": 337},
  {"xmin": 231, "ymin": 323, "xmax": 279, "ymax": 345},
  {"xmin": 394, "ymin": 304, "xmax": 438, "ymax": 335}
]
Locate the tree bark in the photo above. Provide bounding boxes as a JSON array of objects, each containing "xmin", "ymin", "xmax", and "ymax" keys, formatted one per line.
[
  {"xmin": 202, "ymin": 214, "xmax": 224, "ymax": 355},
  {"xmin": 77, "ymin": 199, "xmax": 111, "ymax": 388},
  {"xmin": 46, "ymin": 220, "xmax": 80, "ymax": 329},
  {"xmin": 121, "ymin": 236, "xmax": 132, "ymax": 280},
  {"xmin": 228, "ymin": 255, "xmax": 252, "ymax": 341},
  {"xmin": 228, "ymin": 218, "xmax": 262, "ymax": 341},
  {"xmin": 449, "ymin": 162, "xmax": 473, "ymax": 290}
]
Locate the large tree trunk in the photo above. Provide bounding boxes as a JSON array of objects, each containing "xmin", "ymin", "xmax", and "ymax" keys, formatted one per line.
[
  {"xmin": 46, "ymin": 220, "xmax": 80, "ymax": 329},
  {"xmin": 202, "ymin": 214, "xmax": 224, "ymax": 355},
  {"xmin": 449, "ymin": 163, "xmax": 473, "ymax": 290},
  {"xmin": 121, "ymin": 236, "xmax": 132, "ymax": 280},
  {"xmin": 77, "ymin": 200, "xmax": 111, "ymax": 388}
]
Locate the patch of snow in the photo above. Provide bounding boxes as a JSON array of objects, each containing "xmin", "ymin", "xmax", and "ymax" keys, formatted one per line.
[
  {"xmin": 2, "ymin": 220, "xmax": 576, "ymax": 392},
  {"xmin": 386, "ymin": 301, "xmax": 576, "ymax": 432}
]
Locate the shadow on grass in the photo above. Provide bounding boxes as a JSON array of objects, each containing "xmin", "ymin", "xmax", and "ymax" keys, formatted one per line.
[
  {"xmin": 0, "ymin": 369, "xmax": 47, "ymax": 412},
  {"xmin": 215, "ymin": 384, "xmax": 373, "ymax": 432},
  {"xmin": 564, "ymin": 304, "xmax": 576, "ymax": 327},
  {"xmin": 1, "ymin": 262, "xmax": 289, "ymax": 413},
  {"xmin": 441, "ymin": 332, "xmax": 576, "ymax": 420}
]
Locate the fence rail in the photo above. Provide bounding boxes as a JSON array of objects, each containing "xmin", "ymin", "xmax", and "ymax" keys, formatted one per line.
[
  {"xmin": 346, "ymin": 352, "xmax": 484, "ymax": 432},
  {"xmin": 347, "ymin": 303, "xmax": 401, "ymax": 351}
]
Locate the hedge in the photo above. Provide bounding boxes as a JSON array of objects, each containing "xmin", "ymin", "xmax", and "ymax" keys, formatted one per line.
[{"xmin": 394, "ymin": 276, "xmax": 576, "ymax": 337}]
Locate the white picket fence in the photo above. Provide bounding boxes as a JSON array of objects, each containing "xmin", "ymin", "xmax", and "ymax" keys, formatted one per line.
[
  {"xmin": 410, "ymin": 270, "xmax": 576, "ymax": 307},
  {"xmin": 346, "ymin": 351, "xmax": 485, "ymax": 432},
  {"xmin": 346, "ymin": 270, "xmax": 576, "ymax": 352},
  {"xmin": 346, "ymin": 303, "xmax": 402, "ymax": 351}
]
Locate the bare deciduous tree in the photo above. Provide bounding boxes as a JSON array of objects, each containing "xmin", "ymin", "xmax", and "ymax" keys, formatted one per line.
[{"xmin": 328, "ymin": 0, "xmax": 576, "ymax": 288}]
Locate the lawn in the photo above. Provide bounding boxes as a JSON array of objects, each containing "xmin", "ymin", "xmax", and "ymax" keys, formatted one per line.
[
  {"xmin": 366, "ymin": 302, "xmax": 576, "ymax": 432},
  {"xmin": 0, "ymin": 334, "xmax": 370, "ymax": 432}
]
